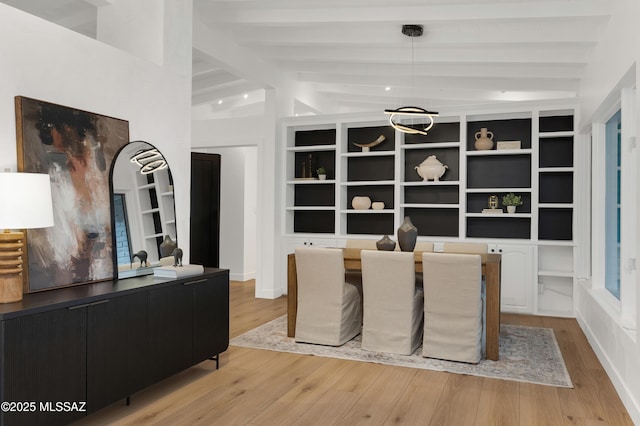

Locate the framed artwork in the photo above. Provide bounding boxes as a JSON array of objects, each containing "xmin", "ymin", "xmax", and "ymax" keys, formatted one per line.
[{"xmin": 15, "ymin": 96, "xmax": 129, "ymax": 292}]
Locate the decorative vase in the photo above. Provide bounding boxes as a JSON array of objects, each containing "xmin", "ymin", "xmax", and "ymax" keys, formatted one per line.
[
  {"xmin": 507, "ymin": 205, "xmax": 516, "ymax": 214},
  {"xmin": 318, "ymin": 174, "xmax": 327, "ymax": 180},
  {"xmin": 352, "ymin": 196, "xmax": 371, "ymax": 210},
  {"xmin": 159, "ymin": 235, "xmax": 177, "ymax": 257},
  {"xmin": 376, "ymin": 235, "xmax": 396, "ymax": 251},
  {"xmin": 397, "ymin": 216, "xmax": 418, "ymax": 252},
  {"xmin": 371, "ymin": 201, "xmax": 385, "ymax": 210},
  {"xmin": 474, "ymin": 127, "xmax": 494, "ymax": 150}
]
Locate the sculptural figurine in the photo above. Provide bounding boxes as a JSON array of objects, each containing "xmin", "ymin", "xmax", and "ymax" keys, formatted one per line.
[
  {"xmin": 172, "ymin": 248, "xmax": 183, "ymax": 267},
  {"xmin": 131, "ymin": 250, "xmax": 148, "ymax": 268}
]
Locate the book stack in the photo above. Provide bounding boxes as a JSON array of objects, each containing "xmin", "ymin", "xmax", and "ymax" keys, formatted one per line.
[{"xmin": 154, "ymin": 264, "xmax": 204, "ymax": 278}]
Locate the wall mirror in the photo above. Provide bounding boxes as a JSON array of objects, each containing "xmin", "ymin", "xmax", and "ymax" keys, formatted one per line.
[{"xmin": 110, "ymin": 141, "xmax": 176, "ymax": 278}]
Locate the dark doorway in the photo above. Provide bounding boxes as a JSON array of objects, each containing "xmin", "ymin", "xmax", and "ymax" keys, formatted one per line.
[{"xmin": 190, "ymin": 152, "xmax": 221, "ymax": 267}]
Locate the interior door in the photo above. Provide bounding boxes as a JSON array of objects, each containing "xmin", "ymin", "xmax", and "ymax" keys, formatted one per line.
[{"xmin": 190, "ymin": 152, "xmax": 221, "ymax": 267}]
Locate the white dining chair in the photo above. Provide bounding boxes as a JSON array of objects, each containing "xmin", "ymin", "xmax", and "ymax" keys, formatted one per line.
[
  {"xmin": 294, "ymin": 247, "xmax": 362, "ymax": 346},
  {"xmin": 361, "ymin": 250, "xmax": 423, "ymax": 355},
  {"xmin": 422, "ymin": 252, "xmax": 483, "ymax": 363},
  {"xmin": 442, "ymin": 242, "xmax": 488, "ymax": 254}
]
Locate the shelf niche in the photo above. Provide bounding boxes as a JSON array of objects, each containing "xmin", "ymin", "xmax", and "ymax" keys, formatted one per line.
[
  {"xmin": 347, "ymin": 125, "xmax": 395, "ymax": 152},
  {"xmin": 347, "ymin": 156, "xmax": 394, "ymax": 181},
  {"xmin": 404, "ymin": 208, "xmax": 459, "ymax": 237},
  {"xmin": 467, "ymin": 154, "xmax": 532, "ymax": 188},
  {"xmin": 467, "ymin": 192, "xmax": 532, "ymax": 214},
  {"xmin": 293, "ymin": 211, "xmax": 335, "ymax": 234},
  {"xmin": 404, "ymin": 122, "xmax": 460, "ymax": 144},
  {"xmin": 404, "ymin": 186, "xmax": 459, "ymax": 204},
  {"xmin": 295, "ymin": 128, "xmax": 335, "ymax": 147},
  {"xmin": 539, "ymin": 173, "xmax": 573, "ymax": 203},
  {"xmin": 404, "ymin": 147, "xmax": 460, "ymax": 183},
  {"xmin": 539, "ymin": 115, "xmax": 573, "ymax": 133},
  {"xmin": 466, "ymin": 118, "xmax": 532, "ymax": 151},
  {"xmin": 539, "ymin": 208, "xmax": 573, "ymax": 241},
  {"xmin": 347, "ymin": 185, "xmax": 394, "ymax": 209},
  {"xmin": 467, "ymin": 216, "xmax": 531, "ymax": 239},
  {"xmin": 295, "ymin": 184, "xmax": 335, "ymax": 207},
  {"xmin": 540, "ymin": 137, "xmax": 573, "ymax": 168},
  {"xmin": 347, "ymin": 214, "xmax": 394, "ymax": 235}
]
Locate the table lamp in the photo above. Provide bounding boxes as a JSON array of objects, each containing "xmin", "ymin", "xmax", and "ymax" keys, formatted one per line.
[{"xmin": 0, "ymin": 172, "xmax": 54, "ymax": 303}]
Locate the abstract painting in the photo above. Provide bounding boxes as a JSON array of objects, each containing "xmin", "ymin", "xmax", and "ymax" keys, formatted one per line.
[{"xmin": 15, "ymin": 96, "xmax": 129, "ymax": 292}]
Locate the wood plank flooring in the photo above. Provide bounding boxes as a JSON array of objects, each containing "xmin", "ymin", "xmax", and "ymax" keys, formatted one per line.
[{"xmin": 76, "ymin": 280, "xmax": 633, "ymax": 425}]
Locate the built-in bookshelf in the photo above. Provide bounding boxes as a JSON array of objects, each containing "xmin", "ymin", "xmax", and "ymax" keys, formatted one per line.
[{"xmin": 281, "ymin": 106, "xmax": 579, "ymax": 316}]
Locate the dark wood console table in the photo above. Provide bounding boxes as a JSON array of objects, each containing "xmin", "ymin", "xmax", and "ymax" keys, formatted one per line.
[{"xmin": 0, "ymin": 268, "xmax": 229, "ymax": 426}]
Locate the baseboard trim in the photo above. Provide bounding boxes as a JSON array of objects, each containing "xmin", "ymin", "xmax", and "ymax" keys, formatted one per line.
[
  {"xmin": 229, "ymin": 272, "xmax": 255, "ymax": 282},
  {"xmin": 576, "ymin": 312, "xmax": 640, "ymax": 425}
]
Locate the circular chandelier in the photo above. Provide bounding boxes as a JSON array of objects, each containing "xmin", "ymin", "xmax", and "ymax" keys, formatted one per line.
[{"xmin": 384, "ymin": 25, "xmax": 438, "ymax": 136}]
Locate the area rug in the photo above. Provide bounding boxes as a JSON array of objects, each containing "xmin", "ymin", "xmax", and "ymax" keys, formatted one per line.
[{"xmin": 230, "ymin": 316, "xmax": 573, "ymax": 388}]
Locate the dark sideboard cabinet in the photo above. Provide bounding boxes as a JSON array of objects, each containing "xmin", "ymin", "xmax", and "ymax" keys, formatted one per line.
[{"xmin": 0, "ymin": 268, "xmax": 229, "ymax": 426}]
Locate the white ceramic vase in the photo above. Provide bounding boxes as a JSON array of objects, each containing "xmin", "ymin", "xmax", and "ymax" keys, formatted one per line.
[
  {"xmin": 352, "ymin": 196, "xmax": 371, "ymax": 210},
  {"xmin": 474, "ymin": 127, "xmax": 494, "ymax": 150},
  {"xmin": 507, "ymin": 205, "xmax": 516, "ymax": 214}
]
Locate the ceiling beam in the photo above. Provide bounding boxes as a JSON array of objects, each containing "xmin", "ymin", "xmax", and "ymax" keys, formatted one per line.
[
  {"xmin": 279, "ymin": 61, "xmax": 586, "ymax": 80},
  {"xmin": 232, "ymin": 19, "xmax": 603, "ymax": 46},
  {"xmin": 261, "ymin": 44, "xmax": 590, "ymax": 64},
  {"xmin": 204, "ymin": 1, "xmax": 611, "ymax": 24}
]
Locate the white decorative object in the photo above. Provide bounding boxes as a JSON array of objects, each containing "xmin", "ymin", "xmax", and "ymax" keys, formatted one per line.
[
  {"xmin": 415, "ymin": 155, "xmax": 448, "ymax": 181},
  {"xmin": 352, "ymin": 196, "xmax": 372, "ymax": 210},
  {"xmin": 497, "ymin": 140, "xmax": 521, "ymax": 150},
  {"xmin": 507, "ymin": 205, "xmax": 516, "ymax": 214},
  {"xmin": 372, "ymin": 202, "xmax": 385, "ymax": 210},
  {"xmin": 318, "ymin": 174, "xmax": 327, "ymax": 180},
  {"xmin": 353, "ymin": 135, "xmax": 386, "ymax": 152}
]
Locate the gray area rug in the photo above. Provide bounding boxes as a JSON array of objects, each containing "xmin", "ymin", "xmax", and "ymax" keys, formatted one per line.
[{"xmin": 230, "ymin": 316, "xmax": 573, "ymax": 388}]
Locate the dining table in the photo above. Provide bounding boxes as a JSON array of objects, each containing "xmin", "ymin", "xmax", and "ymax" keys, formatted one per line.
[{"xmin": 287, "ymin": 247, "xmax": 502, "ymax": 361}]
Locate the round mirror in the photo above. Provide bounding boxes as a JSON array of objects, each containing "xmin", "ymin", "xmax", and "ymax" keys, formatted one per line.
[{"xmin": 110, "ymin": 141, "xmax": 176, "ymax": 278}]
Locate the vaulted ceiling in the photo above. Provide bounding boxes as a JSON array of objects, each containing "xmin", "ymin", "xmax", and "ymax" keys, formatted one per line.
[{"xmin": 1, "ymin": 0, "xmax": 612, "ymax": 118}]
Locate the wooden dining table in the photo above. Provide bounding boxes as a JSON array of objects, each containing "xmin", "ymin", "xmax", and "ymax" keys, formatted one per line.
[{"xmin": 287, "ymin": 248, "xmax": 502, "ymax": 361}]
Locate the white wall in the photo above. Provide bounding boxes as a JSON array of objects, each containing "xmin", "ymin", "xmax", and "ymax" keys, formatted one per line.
[
  {"xmin": 0, "ymin": 2, "xmax": 193, "ymax": 261},
  {"xmin": 199, "ymin": 146, "xmax": 257, "ymax": 281},
  {"xmin": 576, "ymin": 0, "xmax": 640, "ymax": 423}
]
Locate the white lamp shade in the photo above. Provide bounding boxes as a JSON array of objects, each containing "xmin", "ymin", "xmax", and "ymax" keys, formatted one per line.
[{"xmin": 0, "ymin": 172, "xmax": 54, "ymax": 229}]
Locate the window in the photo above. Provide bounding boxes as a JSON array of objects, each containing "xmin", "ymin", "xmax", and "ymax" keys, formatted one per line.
[{"xmin": 604, "ymin": 110, "xmax": 621, "ymax": 299}]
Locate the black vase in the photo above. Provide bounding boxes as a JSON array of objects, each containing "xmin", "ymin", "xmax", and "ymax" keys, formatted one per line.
[
  {"xmin": 397, "ymin": 216, "xmax": 417, "ymax": 252},
  {"xmin": 159, "ymin": 235, "xmax": 177, "ymax": 258},
  {"xmin": 376, "ymin": 235, "xmax": 396, "ymax": 251}
]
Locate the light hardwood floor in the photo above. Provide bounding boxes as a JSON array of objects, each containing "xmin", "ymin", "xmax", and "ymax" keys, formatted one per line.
[{"xmin": 76, "ymin": 280, "xmax": 633, "ymax": 425}]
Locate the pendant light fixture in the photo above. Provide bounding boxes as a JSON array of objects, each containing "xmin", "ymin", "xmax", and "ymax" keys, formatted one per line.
[{"xmin": 384, "ymin": 24, "xmax": 438, "ymax": 136}]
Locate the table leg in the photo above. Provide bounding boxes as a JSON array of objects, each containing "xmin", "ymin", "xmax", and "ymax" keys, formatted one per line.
[
  {"xmin": 485, "ymin": 260, "xmax": 501, "ymax": 361},
  {"xmin": 287, "ymin": 253, "xmax": 297, "ymax": 337}
]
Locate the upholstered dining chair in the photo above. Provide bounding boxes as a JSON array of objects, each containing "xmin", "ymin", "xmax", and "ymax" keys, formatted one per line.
[
  {"xmin": 361, "ymin": 250, "xmax": 424, "ymax": 355},
  {"xmin": 345, "ymin": 239, "xmax": 378, "ymax": 249},
  {"xmin": 422, "ymin": 252, "xmax": 483, "ymax": 363},
  {"xmin": 442, "ymin": 242, "xmax": 488, "ymax": 254},
  {"xmin": 294, "ymin": 247, "xmax": 362, "ymax": 346}
]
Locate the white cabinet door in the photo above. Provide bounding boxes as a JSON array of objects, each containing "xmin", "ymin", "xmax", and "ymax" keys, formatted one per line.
[
  {"xmin": 283, "ymin": 237, "xmax": 337, "ymax": 254},
  {"xmin": 489, "ymin": 244, "xmax": 534, "ymax": 314}
]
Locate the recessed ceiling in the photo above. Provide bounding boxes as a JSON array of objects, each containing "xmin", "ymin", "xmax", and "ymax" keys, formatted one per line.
[{"xmin": 0, "ymin": 0, "xmax": 612, "ymax": 117}]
